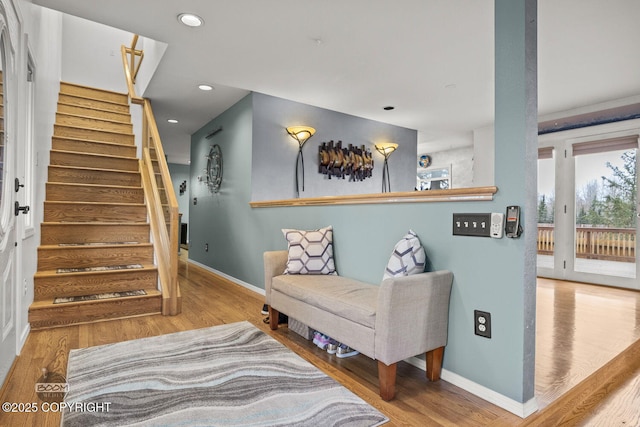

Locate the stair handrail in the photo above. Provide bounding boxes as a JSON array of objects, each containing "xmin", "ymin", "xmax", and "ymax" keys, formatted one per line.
[
  {"xmin": 124, "ymin": 35, "xmax": 145, "ymax": 85},
  {"xmin": 121, "ymin": 36, "xmax": 181, "ymax": 315},
  {"xmin": 121, "ymin": 41, "xmax": 144, "ymax": 105}
]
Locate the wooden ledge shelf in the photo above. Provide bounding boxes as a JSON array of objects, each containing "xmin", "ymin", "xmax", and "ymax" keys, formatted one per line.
[{"xmin": 249, "ymin": 186, "xmax": 498, "ymax": 208}]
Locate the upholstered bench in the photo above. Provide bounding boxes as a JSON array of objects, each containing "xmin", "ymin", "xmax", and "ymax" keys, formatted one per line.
[{"xmin": 264, "ymin": 249, "xmax": 453, "ymax": 400}]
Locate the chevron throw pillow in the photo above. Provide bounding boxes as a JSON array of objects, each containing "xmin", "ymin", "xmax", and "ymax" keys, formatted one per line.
[
  {"xmin": 282, "ymin": 226, "xmax": 337, "ymax": 275},
  {"xmin": 383, "ymin": 230, "xmax": 426, "ymax": 279}
]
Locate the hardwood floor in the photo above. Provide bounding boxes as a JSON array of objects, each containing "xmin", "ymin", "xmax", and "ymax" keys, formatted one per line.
[
  {"xmin": 535, "ymin": 278, "xmax": 640, "ymax": 409},
  {"xmin": 1, "ymin": 254, "xmax": 639, "ymax": 426}
]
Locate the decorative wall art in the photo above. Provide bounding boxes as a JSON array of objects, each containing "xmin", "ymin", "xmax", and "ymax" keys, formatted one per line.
[
  {"xmin": 179, "ymin": 180, "xmax": 187, "ymax": 195},
  {"xmin": 418, "ymin": 154, "xmax": 432, "ymax": 168},
  {"xmin": 204, "ymin": 144, "xmax": 223, "ymax": 193},
  {"xmin": 318, "ymin": 141, "xmax": 374, "ymax": 182}
]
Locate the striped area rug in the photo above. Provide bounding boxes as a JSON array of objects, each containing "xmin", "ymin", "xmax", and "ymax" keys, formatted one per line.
[{"xmin": 62, "ymin": 321, "xmax": 388, "ymax": 426}]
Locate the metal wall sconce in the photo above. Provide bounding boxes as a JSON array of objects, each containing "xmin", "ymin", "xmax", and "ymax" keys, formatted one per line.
[
  {"xmin": 286, "ymin": 126, "xmax": 316, "ymax": 197},
  {"xmin": 374, "ymin": 142, "xmax": 398, "ymax": 193}
]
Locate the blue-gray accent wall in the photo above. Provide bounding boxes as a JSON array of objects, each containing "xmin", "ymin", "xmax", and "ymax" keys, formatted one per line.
[
  {"xmin": 188, "ymin": 0, "xmax": 536, "ymax": 406},
  {"xmin": 251, "ymin": 93, "xmax": 417, "ymax": 200},
  {"xmin": 168, "ymin": 163, "xmax": 191, "ymax": 227}
]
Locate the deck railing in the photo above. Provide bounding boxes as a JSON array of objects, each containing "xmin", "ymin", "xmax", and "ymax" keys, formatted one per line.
[
  {"xmin": 537, "ymin": 225, "xmax": 636, "ymax": 263},
  {"xmin": 121, "ymin": 35, "xmax": 181, "ymax": 315}
]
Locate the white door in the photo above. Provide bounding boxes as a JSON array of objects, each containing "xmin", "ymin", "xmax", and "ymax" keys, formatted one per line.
[
  {"xmin": 571, "ymin": 141, "xmax": 637, "ymax": 284},
  {"xmin": 0, "ymin": 25, "xmax": 17, "ymax": 385}
]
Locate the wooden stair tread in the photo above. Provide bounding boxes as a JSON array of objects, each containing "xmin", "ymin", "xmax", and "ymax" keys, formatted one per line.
[
  {"xmin": 55, "ymin": 113, "xmax": 133, "ymax": 133},
  {"xmin": 29, "ymin": 291, "xmax": 163, "ymax": 331},
  {"xmin": 35, "ymin": 264, "xmax": 157, "ymax": 278},
  {"xmin": 60, "ymin": 82, "xmax": 129, "ymax": 106},
  {"xmin": 41, "ymin": 221, "xmax": 148, "ymax": 226},
  {"xmin": 57, "ymin": 100, "xmax": 131, "ymax": 116},
  {"xmin": 38, "ymin": 242, "xmax": 152, "ymax": 250},
  {"xmin": 48, "ymin": 164, "xmax": 141, "ymax": 175},
  {"xmin": 43, "ymin": 206, "xmax": 147, "ymax": 224},
  {"xmin": 45, "ymin": 200, "xmax": 145, "ymax": 207},
  {"xmin": 55, "ymin": 111, "xmax": 131, "ymax": 126},
  {"xmin": 30, "ymin": 290, "xmax": 161, "ymax": 309},
  {"xmin": 46, "ymin": 183, "xmax": 144, "ymax": 204},
  {"xmin": 52, "ymin": 138, "xmax": 137, "ymax": 158},
  {"xmin": 58, "ymin": 91, "xmax": 128, "ymax": 103},
  {"xmin": 50, "ymin": 149, "xmax": 137, "ymax": 161},
  {"xmin": 61, "ymin": 81, "xmax": 128, "ymax": 95},
  {"xmin": 58, "ymin": 94, "xmax": 130, "ymax": 114},
  {"xmin": 39, "ymin": 222, "xmax": 151, "ymax": 245},
  {"xmin": 52, "ymin": 135, "xmax": 135, "ymax": 148},
  {"xmin": 46, "ymin": 182, "xmax": 143, "ymax": 190},
  {"xmin": 50, "ymin": 151, "xmax": 139, "ymax": 172},
  {"xmin": 56, "ymin": 95, "xmax": 128, "ymax": 108},
  {"xmin": 54, "ymin": 123, "xmax": 133, "ymax": 134}
]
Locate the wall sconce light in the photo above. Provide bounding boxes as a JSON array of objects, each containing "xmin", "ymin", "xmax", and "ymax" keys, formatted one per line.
[
  {"xmin": 374, "ymin": 142, "xmax": 398, "ymax": 193},
  {"xmin": 286, "ymin": 126, "xmax": 316, "ymax": 197}
]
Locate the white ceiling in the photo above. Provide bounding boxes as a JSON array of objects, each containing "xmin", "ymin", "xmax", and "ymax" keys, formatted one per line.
[{"xmin": 33, "ymin": 0, "xmax": 640, "ymax": 164}]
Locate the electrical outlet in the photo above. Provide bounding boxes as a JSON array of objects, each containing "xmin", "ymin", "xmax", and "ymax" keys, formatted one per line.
[
  {"xmin": 453, "ymin": 213, "xmax": 492, "ymax": 237},
  {"xmin": 474, "ymin": 310, "xmax": 491, "ymax": 338},
  {"xmin": 205, "ymin": 243, "xmax": 209, "ymax": 252}
]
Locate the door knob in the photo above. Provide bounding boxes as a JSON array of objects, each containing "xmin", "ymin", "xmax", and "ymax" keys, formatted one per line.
[
  {"xmin": 14, "ymin": 202, "xmax": 29, "ymax": 216},
  {"xmin": 14, "ymin": 178, "xmax": 24, "ymax": 192}
]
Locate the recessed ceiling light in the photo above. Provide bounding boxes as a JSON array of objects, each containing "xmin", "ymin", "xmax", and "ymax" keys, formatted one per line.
[
  {"xmin": 198, "ymin": 84, "xmax": 214, "ymax": 91},
  {"xmin": 178, "ymin": 13, "xmax": 204, "ymax": 27},
  {"xmin": 168, "ymin": 119, "xmax": 179, "ymax": 124},
  {"xmin": 383, "ymin": 106, "xmax": 395, "ymax": 111}
]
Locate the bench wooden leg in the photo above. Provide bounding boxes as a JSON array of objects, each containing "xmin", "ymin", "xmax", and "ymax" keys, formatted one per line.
[
  {"xmin": 377, "ymin": 361, "xmax": 397, "ymax": 401},
  {"xmin": 426, "ymin": 346, "xmax": 444, "ymax": 381},
  {"xmin": 268, "ymin": 306, "xmax": 279, "ymax": 330}
]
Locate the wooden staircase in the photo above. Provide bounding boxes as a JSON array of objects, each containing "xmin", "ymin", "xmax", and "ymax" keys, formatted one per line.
[{"xmin": 28, "ymin": 82, "xmax": 162, "ymax": 330}]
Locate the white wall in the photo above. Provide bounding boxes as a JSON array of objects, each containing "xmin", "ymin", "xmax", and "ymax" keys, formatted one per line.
[
  {"xmin": 417, "ymin": 129, "xmax": 484, "ymax": 189},
  {"xmin": 60, "ymin": 13, "xmax": 131, "ymax": 92},
  {"xmin": 419, "ymin": 146, "xmax": 474, "ymax": 188},
  {"xmin": 135, "ymin": 36, "xmax": 168, "ymax": 98}
]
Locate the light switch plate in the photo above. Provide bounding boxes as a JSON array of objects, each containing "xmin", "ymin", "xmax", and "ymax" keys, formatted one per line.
[{"xmin": 452, "ymin": 213, "xmax": 492, "ymax": 237}]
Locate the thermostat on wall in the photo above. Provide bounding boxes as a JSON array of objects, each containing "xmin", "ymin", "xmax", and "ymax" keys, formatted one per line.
[{"xmin": 490, "ymin": 213, "xmax": 505, "ymax": 238}]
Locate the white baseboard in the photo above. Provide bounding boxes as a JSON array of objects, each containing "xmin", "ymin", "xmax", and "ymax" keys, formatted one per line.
[
  {"xmin": 17, "ymin": 323, "xmax": 30, "ymax": 354},
  {"xmin": 188, "ymin": 259, "xmax": 265, "ymax": 296},
  {"xmin": 405, "ymin": 356, "xmax": 538, "ymax": 418},
  {"xmin": 190, "ymin": 260, "xmax": 538, "ymax": 419}
]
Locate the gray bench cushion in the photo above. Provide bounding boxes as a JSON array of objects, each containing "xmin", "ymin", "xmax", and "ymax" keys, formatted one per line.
[{"xmin": 272, "ymin": 274, "xmax": 378, "ymax": 328}]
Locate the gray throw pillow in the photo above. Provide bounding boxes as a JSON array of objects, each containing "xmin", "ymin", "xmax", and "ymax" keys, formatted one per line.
[
  {"xmin": 383, "ymin": 229, "xmax": 426, "ymax": 279},
  {"xmin": 282, "ymin": 226, "xmax": 337, "ymax": 275}
]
